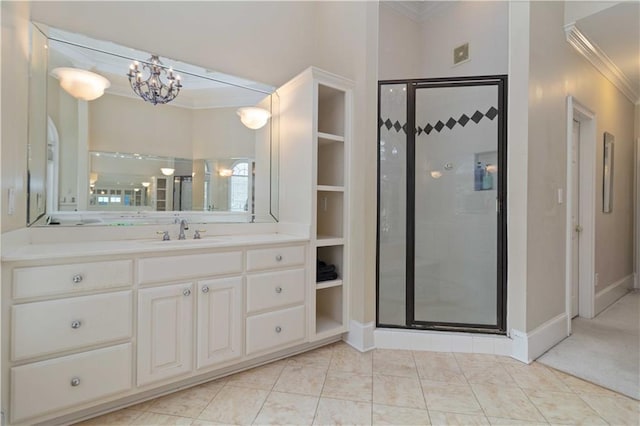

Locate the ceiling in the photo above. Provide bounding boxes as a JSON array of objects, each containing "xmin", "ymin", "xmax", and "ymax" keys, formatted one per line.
[{"xmin": 575, "ymin": 2, "xmax": 640, "ymax": 104}]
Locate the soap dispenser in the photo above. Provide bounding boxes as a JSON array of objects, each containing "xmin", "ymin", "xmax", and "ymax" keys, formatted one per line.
[
  {"xmin": 474, "ymin": 162, "xmax": 484, "ymax": 191},
  {"xmin": 482, "ymin": 164, "xmax": 493, "ymax": 190}
]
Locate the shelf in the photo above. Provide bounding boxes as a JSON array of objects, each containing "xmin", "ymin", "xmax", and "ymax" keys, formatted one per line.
[
  {"xmin": 316, "ymin": 279, "xmax": 343, "ymax": 290},
  {"xmin": 316, "ymin": 315, "xmax": 343, "ymax": 335},
  {"xmin": 318, "ymin": 132, "xmax": 344, "ymax": 143},
  {"xmin": 317, "ymin": 185, "xmax": 344, "ymax": 192},
  {"xmin": 315, "ymin": 236, "xmax": 344, "ymax": 247}
]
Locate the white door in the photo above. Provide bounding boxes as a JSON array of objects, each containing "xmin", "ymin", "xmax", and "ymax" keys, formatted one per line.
[
  {"xmin": 137, "ymin": 283, "xmax": 193, "ymax": 386},
  {"xmin": 571, "ymin": 119, "xmax": 580, "ymax": 318},
  {"xmin": 196, "ymin": 277, "xmax": 243, "ymax": 369}
]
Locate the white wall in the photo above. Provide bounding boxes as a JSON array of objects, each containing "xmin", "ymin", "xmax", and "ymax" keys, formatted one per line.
[
  {"xmin": 526, "ymin": 1, "xmax": 636, "ymax": 330},
  {"xmin": 1, "ymin": 1, "xmax": 30, "ymax": 232},
  {"xmin": 378, "ymin": 4, "xmax": 421, "ymax": 80}
]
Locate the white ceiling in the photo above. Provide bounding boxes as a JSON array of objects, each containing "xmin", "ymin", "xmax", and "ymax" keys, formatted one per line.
[{"xmin": 575, "ymin": 2, "xmax": 640, "ymax": 103}]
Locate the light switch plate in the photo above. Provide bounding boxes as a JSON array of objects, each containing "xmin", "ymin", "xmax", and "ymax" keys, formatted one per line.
[{"xmin": 453, "ymin": 43, "xmax": 469, "ymax": 65}]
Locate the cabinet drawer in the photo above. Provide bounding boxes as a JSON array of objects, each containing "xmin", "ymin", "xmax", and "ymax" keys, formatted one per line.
[
  {"xmin": 246, "ymin": 245, "xmax": 305, "ymax": 271},
  {"xmin": 138, "ymin": 251, "xmax": 242, "ymax": 284},
  {"xmin": 13, "ymin": 260, "xmax": 132, "ymax": 299},
  {"xmin": 11, "ymin": 343, "xmax": 132, "ymax": 423},
  {"xmin": 12, "ymin": 291, "xmax": 132, "ymax": 361},
  {"xmin": 247, "ymin": 269, "xmax": 305, "ymax": 313},
  {"xmin": 246, "ymin": 305, "xmax": 305, "ymax": 355}
]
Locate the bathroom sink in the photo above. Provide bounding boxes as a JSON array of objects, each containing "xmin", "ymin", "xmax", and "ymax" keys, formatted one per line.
[{"xmin": 145, "ymin": 236, "xmax": 229, "ymax": 245}]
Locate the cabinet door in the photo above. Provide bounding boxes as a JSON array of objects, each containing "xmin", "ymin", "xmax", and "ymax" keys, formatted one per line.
[
  {"xmin": 197, "ymin": 277, "xmax": 243, "ymax": 369},
  {"xmin": 137, "ymin": 283, "xmax": 193, "ymax": 386}
]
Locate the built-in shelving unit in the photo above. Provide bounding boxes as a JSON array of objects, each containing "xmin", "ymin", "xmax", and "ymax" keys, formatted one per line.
[{"xmin": 278, "ymin": 67, "xmax": 352, "ymax": 341}]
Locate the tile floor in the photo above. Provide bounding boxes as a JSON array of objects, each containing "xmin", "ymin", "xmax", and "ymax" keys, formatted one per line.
[{"xmin": 77, "ymin": 342, "xmax": 640, "ymax": 425}]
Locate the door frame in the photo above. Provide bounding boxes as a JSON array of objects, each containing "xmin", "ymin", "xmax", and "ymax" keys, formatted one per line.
[{"xmin": 565, "ymin": 96, "xmax": 597, "ymax": 334}]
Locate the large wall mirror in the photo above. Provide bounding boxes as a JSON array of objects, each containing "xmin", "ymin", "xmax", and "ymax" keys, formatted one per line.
[{"xmin": 27, "ymin": 23, "xmax": 279, "ymax": 226}]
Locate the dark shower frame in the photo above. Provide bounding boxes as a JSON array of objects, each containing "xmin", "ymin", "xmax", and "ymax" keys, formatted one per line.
[{"xmin": 376, "ymin": 75, "xmax": 508, "ymax": 334}]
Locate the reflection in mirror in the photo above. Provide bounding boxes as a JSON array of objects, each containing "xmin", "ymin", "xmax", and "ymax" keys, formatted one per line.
[{"xmin": 30, "ymin": 23, "xmax": 279, "ymax": 225}]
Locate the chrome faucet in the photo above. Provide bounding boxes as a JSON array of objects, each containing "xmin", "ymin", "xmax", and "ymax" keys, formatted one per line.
[{"xmin": 178, "ymin": 219, "xmax": 189, "ymax": 240}]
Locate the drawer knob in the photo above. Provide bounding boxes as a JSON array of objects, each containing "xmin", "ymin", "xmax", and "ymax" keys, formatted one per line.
[
  {"xmin": 275, "ymin": 286, "xmax": 283, "ymax": 294},
  {"xmin": 275, "ymin": 326, "xmax": 282, "ymax": 333},
  {"xmin": 201, "ymin": 285, "xmax": 209, "ymax": 294},
  {"xmin": 71, "ymin": 320, "xmax": 82, "ymax": 329},
  {"xmin": 183, "ymin": 289, "xmax": 191, "ymax": 297},
  {"xmin": 275, "ymin": 255, "xmax": 283, "ymax": 262},
  {"xmin": 72, "ymin": 274, "xmax": 83, "ymax": 284},
  {"xmin": 70, "ymin": 377, "xmax": 81, "ymax": 387}
]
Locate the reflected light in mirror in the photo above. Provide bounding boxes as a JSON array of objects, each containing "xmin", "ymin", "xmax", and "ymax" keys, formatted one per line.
[
  {"xmin": 51, "ymin": 67, "xmax": 110, "ymax": 101},
  {"xmin": 486, "ymin": 164, "xmax": 498, "ymax": 173},
  {"xmin": 219, "ymin": 168, "xmax": 233, "ymax": 177},
  {"xmin": 160, "ymin": 167, "xmax": 175, "ymax": 176},
  {"xmin": 430, "ymin": 171, "xmax": 443, "ymax": 179},
  {"xmin": 141, "ymin": 182, "xmax": 150, "ymax": 187},
  {"xmin": 237, "ymin": 107, "xmax": 271, "ymax": 130}
]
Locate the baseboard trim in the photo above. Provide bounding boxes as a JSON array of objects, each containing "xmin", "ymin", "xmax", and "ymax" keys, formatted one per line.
[
  {"xmin": 595, "ymin": 274, "xmax": 634, "ymax": 315},
  {"xmin": 374, "ymin": 328, "xmax": 513, "ymax": 357},
  {"xmin": 344, "ymin": 320, "xmax": 375, "ymax": 352},
  {"xmin": 512, "ymin": 312, "xmax": 569, "ymax": 364}
]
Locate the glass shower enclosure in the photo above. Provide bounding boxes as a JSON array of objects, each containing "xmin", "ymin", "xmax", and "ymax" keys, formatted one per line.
[{"xmin": 377, "ymin": 76, "xmax": 507, "ymax": 333}]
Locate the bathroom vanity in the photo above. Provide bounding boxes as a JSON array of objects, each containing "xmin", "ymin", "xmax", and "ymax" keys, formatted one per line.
[{"xmin": 2, "ymin": 231, "xmax": 336, "ymax": 424}]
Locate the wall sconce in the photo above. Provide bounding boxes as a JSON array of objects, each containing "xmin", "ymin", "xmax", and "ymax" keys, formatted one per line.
[
  {"xmin": 430, "ymin": 171, "xmax": 443, "ymax": 179},
  {"xmin": 141, "ymin": 182, "xmax": 150, "ymax": 187},
  {"xmin": 237, "ymin": 107, "xmax": 271, "ymax": 130},
  {"xmin": 51, "ymin": 67, "xmax": 110, "ymax": 101},
  {"xmin": 219, "ymin": 169, "xmax": 233, "ymax": 177},
  {"xmin": 160, "ymin": 168, "xmax": 175, "ymax": 176}
]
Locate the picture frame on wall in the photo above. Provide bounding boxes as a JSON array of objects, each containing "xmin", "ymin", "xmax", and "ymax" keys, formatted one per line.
[{"xmin": 603, "ymin": 132, "xmax": 614, "ymax": 213}]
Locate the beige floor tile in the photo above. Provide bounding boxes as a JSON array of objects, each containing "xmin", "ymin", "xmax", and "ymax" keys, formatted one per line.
[
  {"xmin": 190, "ymin": 421, "xmax": 229, "ymax": 426},
  {"xmin": 74, "ymin": 408, "xmax": 145, "ymax": 425},
  {"xmin": 198, "ymin": 385, "xmax": 269, "ymax": 425},
  {"xmin": 372, "ymin": 403, "xmax": 431, "ymax": 425},
  {"xmin": 421, "ymin": 380, "xmax": 483, "ymax": 415},
  {"xmin": 128, "ymin": 399, "xmax": 157, "ymax": 412},
  {"xmin": 313, "ymin": 397, "xmax": 372, "ymax": 425},
  {"xmin": 525, "ymin": 389, "xmax": 607, "ymax": 425},
  {"xmin": 130, "ymin": 412, "xmax": 193, "ymax": 425},
  {"xmin": 322, "ymin": 370, "xmax": 373, "ymax": 402},
  {"xmin": 471, "ymin": 383, "xmax": 546, "ymax": 422},
  {"xmin": 224, "ymin": 361, "xmax": 285, "ymax": 390},
  {"xmin": 550, "ymin": 369, "xmax": 623, "ymax": 398},
  {"xmin": 505, "ymin": 363, "xmax": 571, "ymax": 392},
  {"xmin": 454, "ymin": 353, "xmax": 501, "ymax": 368},
  {"xmin": 429, "ymin": 410, "xmax": 490, "ymax": 425},
  {"xmin": 330, "ymin": 346, "xmax": 373, "ymax": 375},
  {"xmin": 487, "ymin": 417, "xmax": 549, "ymax": 425},
  {"xmin": 373, "ymin": 374, "xmax": 426, "ymax": 409},
  {"xmin": 580, "ymin": 394, "xmax": 640, "ymax": 425},
  {"xmin": 273, "ymin": 365, "xmax": 327, "ymax": 396},
  {"xmin": 373, "ymin": 349, "xmax": 418, "ymax": 378},
  {"xmin": 148, "ymin": 381, "xmax": 224, "ymax": 418},
  {"xmin": 252, "ymin": 391, "xmax": 318, "ymax": 425},
  {"xmin": 287, "ymin": 345, "xmax": 333, "ymax": 370},
  {"xmin": 462, "ymin": 364, "xmax": 517, "ymax": 387},
  {"xmin": 413, "ymin": 351, "xmax": 467, "ymax": 384}
]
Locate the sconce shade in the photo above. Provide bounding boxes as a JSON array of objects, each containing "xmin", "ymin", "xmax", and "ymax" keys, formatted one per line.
[
  {"xmin": 237, "ymin": 107, "xmax": 271, "ymax": 130},
  {"xmin": 218, "ymin": 169, "xmax": 233, "ymax": 177},
  {"xmin": 51, "ymin": 67, "xmax": 110, "ymax": 101},
  {"xmin": 141, "ymin": 182, "xmax": 151, "ymax": 187},
  {"xmin": 160, "ymin": 168, "xmax": 175, "ymax": 176}
]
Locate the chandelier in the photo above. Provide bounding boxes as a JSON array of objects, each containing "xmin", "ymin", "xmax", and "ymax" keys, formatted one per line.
[{"xmin": 127, "ymin": 55, "xmax": 182, "ymax": 105}]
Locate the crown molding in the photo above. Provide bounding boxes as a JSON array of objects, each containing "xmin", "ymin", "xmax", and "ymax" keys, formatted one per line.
[
  {"xmin": 381, "ymin": 1, "xmax": 453, "ymax": 24},
  {"xmin": 565, "ymin": 23, "xmax": 639, "ymax": 105}
]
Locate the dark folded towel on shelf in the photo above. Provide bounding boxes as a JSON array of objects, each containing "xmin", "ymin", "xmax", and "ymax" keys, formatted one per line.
[{"xmin": 317, "ymin": 260, "xmax": 339, "ymax": 282}]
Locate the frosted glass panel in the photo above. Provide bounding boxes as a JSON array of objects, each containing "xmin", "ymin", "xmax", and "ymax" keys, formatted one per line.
[
  {"xmin": 413, "ymin": 85, "xmax": 498, "ymax": 326},
  {"xmin": 378, "ymin": 84, "xmax": 407, "ymax": 326}
]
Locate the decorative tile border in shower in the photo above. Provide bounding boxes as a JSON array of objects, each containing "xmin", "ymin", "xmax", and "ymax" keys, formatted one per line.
[{"xmin": 379, "ymin": 106, "xmax": 498, "ymax": 135}]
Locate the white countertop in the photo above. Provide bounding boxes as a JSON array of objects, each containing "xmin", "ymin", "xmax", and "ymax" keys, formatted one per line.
[{"xmin": 1, "ymin": 233, "xmax": 309, "ymax": 262}]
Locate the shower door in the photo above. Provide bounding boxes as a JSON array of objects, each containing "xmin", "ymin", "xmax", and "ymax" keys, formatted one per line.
[{"xmin": 377, "ymin": 76, "xmax": 507, "ymax": 333}]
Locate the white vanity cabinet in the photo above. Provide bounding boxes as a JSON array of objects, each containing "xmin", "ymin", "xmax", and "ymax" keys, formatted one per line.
[{"xmin": 137, "ymin": 282, "xmax": 194, "ymax": 386}]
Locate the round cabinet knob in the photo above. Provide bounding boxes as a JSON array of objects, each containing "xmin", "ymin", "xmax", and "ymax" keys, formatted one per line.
[
  {"xmin": 183, "ymin": 289, "xmax": 191, "ymax": 297},
  {"xmin": 275, "ymin": 286, "xmax": 283, "ymax": 294},
  {"xmin": 275, "ymin": 255, "xmax": 283, "ymax": 262},
  {"xmin": 201, "ymin": 285, "xmax": 209, "ymax": 293},
  {"xmin": 70, "ymin": 377, "xmax": 81, "ymax": 387},
  {"xmin": 72, "ymin": 274, "xmax": 83, "ymax": 284},
  {"xmin": 275, "ymin": 326, "xmax": 282, "ymax": 333},
  {"xmin": 71, "ymin": 320, "xmax": 82, "ymax": 329}
]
